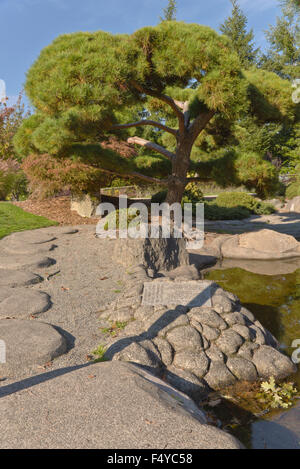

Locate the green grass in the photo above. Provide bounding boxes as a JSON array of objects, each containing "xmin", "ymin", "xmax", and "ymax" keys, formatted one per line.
[
  {"xmin": 92, "ymin": 345, "xmax": 109, "ymax": 362},
  {"xmin": 0, "ymin": 202, "xmax": 58, "ymax": 240}
]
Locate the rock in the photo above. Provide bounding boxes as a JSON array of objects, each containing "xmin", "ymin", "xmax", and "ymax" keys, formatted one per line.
[
  {"xmin": 252, "ymin": 345, "xmax": 297, "ymax": 379},
  {"xmin": 221, "ymin": 229, "xmax": 300, "ymax": 260},
  {"xmin": 223, "ymin": 312, "xmax": 247, "ymax": 327},
  {"xmin": 0, "ymin": 289, "xmax": 51, "ymax": 318},
  {"xmin": 173, "ymin": 350, "xmax": 209, "ymax": 378},
  {"xmin": 231, "ymin": 324, "xmax": 252, "ymax": 341},
  {"xmin": 0, "ymin": 361, "xmax": 243, "ymax": 449},
  {"xmin": 0, "ymin": 319, "xmax": 67, "ymax": 375},
  {"xmin": 215, "ymin": 330, "xmax": 244, "ymax": 355},
  {"xmin": 108, "ymin": 308, "xmax": 134, "ymax": 322},
  {"xmin": 112, "ymin": 234, "xmax": 190, "ymax": 272},
  {"xmin": 144, "ymin": 309, "xmax": 189, "ymax": 338},
  {"xmin": 108, "ymin": 339, "xmax": 162, "ymax": 373},
  {"xmin": 206, "ymin": 345, "xmax": 225, "ymax": 363},
  {"xmin": 238, "ymin": 307, "xmax": 255, "ymax": 324},
  {"xmin": 163, "ymin": 265, "xmax": 199, "ymax": 280},
  {"xmin": 212, "ymin": 294, "xmax": 233, "ymax": 314},
  {"xmin": 286, "ymin": 196, "xmax": 300, "ymax": 213},
  {"xmin": 226, "ymin": 357, "xmax": 258, "ymax": 381},
  {"xmin": 201, "ymin": 324, "xmax": 220, "ymax": 341},
  {"xmin": 2, "ymin": 239, "xmax": 56, "ymax": 255},
  {"xmin": 134, "ymin": 306, "xmax": 155, "ymax": 321},
  {"xmin": 122, "ymin": 320, "xmax": 145, "ymax": 337},
  {"xmin": 0, "ymin": 254, "xmax": 55, "ymax": 270},
  {"xmin": 6, "ymin": 231, "xmax": 56, "ymax": 244},
  {"xmin": 237, "ymin": 342, "xmax": 259, "ymax": 361},
  {"xmin": 165, "ymin": 365, "xmax": 210, "ymax": 399},
  {"xmin": 188, "ymin": 308, "xmax": 227, "ymax": 330},
  {"xmin": 0, "ymin": 270, "xmax": 43, "ymax": 287},
  {"xmin": 166, "ymin": 326, "xmax": 203, "ymax": 351},
  {"xmin": 153, "ymin": 337, "xmax": 174, "ymax": 366},
  {"xmin": 205, "ymin": 362, "xmax": 237, "ymax": 389},
  {"xmin": 249, "ymin": 325, "xmax": 266, "ymax": 345},
  {"xmin": 71, "ymin": 192, "xmax": 101, "ymax": 218}
]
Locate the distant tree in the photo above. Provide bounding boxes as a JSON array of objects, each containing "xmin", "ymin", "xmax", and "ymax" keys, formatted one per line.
[
  {"xmin": 260, "ymin": 0, "xmax": 300, "ymax": 80},
  {"xmin": 0, "ymin": 94, "xmax": 27, "ymax": 161},
  {"xmin": 220, "ymin": 0, "xmax": 259, "ymax": 68},
  {"xmin": 160, "ymin": 0, "xmax": 177, "ymax": 22},
  {"xmin": 14, "ymin": 22, "xmax": 298, "ymax": 203}
]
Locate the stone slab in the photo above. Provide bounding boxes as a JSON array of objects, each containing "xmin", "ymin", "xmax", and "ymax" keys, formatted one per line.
[
  {"xmin": 0, "ymin": 319, "xmax": 67, "ymax": 375},
  {"xmin": 0, "ymin": 361, "xmax": 243, "ymax": 449},
  {"xmin": 0, "ymin": 288, "xmax": 51, "ymax": 318},
  {"xmin": 0, "ymin": 270, "xmax": 43, "ymax": 287},
  {"xmin": 142, "ymin": 281, "xmax": 213, "ymax": 307},
  {"xmin": 0, "ymin": 254, "xmax": 55, "ymax": 270}
]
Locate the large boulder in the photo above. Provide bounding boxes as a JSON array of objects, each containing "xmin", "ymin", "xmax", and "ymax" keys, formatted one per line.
[
  {"xmin": 286, "ymin": 196, "xmax": 300, "ymax": 213},
  {"xmin": 71, "ymin": 193, "xmax": 101, "ymax": 218},
  {"xmin": 0, "ymin": 361, "xmax": 243, "ymax": 449},
  {"xmin": 221, "ymin": 229, "xmax": 300, "ymax": 260},
  {"xmin": 113, "ymin": 235, "xmax": 190, "ymax": 272}
]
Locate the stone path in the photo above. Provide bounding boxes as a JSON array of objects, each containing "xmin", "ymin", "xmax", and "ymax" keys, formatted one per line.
[{"xmin": 0, "ymin": 225, "xmax": 128, "ymax": 380}]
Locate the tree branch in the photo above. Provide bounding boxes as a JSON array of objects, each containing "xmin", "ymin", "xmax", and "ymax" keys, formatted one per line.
[
  {"xmin": 189, "ymin": 110, "xmax": 215, "ymax": 144},
  {"xmin": 98, "ymin": 166, "xmax": 168, "ymax": 186},
  {"xmin": 186, "ymin": 176, "xmax": 212, "ymax": 183},
  {"xmin": 111, "ymin": 120, "xmax": 177, "ymax": 136},
  {"xmin": 130, "ymin": 80, "xmax": 185, "ymax": 134},
  {"xmin": 127, "ymin": 136, "xmax": 175, "ymax": 161}
]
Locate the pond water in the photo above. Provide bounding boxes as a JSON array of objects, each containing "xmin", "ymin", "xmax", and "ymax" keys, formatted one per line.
[{"xmin": 204, "ymin": 263, "xmax": 300, "ymax": 449}]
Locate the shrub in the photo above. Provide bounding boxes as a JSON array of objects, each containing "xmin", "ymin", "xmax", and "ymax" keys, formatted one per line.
[
  {"xmin": 151, "ymin": 183, "xmax": 203, "ymax": 205},
  {"xmin": 286, "ymin": 182, "xmax": 300, "ymax": 199},
  {"xmin": 103, "ymin": 208, "xmax": 142, "ymax": 231},
  {"xmin": 204, "ymin": 202, "xmax": 251, "ymax": 220},
  {"xmin": 22, "ymin": 153, "xmax": 107, "ymax": 199},
  {"xmin": 215, "ymin": 191, "xmax": 275, "ymax": 215},
  {"xmin": 0, "ymin": 159, "xmax": 28, "ymax": 201}
]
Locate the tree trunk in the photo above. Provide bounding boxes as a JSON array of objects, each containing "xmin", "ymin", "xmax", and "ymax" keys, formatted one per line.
[{"xmin": 165, "ymin": 137, "xmax": 192, "ymax": 205}]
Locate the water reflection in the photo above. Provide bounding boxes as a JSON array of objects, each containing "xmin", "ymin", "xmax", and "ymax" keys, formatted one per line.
[{"xmin": 205, "ymin": 265, "xmax": 300, "ymax": 449}]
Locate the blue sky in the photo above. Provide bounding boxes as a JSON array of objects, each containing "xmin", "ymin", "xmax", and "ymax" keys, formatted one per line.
[{"xmin": 0, "ymin": 0, "xmax": 281, "ymax": 103}]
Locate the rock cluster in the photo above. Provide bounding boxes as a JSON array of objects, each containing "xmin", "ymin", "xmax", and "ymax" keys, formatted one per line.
[{"xmin": 101, "ymin": 273, "xmax": 297, "ymax": 399}]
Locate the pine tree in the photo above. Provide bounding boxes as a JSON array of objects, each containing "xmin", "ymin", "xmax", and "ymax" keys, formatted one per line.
[
  {"xmin": 261, "ymin": 0, "xmax": 300, "ymax": 79},
  {"xmin": 14, "ymin": 23, "xmax": 297, "ymax": 202},
  {"xmin": 160, "ymin": 0, "xmax": 177, "ymax": 22},
  {"xmin": 220, "ymin": 0, "xmax": 259, "ymax": 68}
]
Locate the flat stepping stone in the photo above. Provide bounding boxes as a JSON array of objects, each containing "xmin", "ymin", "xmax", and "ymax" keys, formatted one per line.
[
  {"xmin": 0, "ymin": 254, "xmax": 55, "ymax": 270},
  {"xmin": 6, "ymin": 231, "xmax": 57, "ymax": 245},
  {"xmin": 0, "ymin": 319, "xmax": 67, "ymax": 375},
  {"xmin": 1, "ymin": 238, "xmax": 56, "ymax": 255},
  {"xmin": 0, "ymin": 270, "xmax": 43, "ymax": 287},
  {"xmin": 0, "ymin": 288, "xmax": 51, "ymax": 318}
]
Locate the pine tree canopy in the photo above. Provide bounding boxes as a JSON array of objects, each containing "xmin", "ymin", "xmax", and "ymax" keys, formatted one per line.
[{"xmin": 14, "ymin": 21, "xmax": 299, "ymax": 202}]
